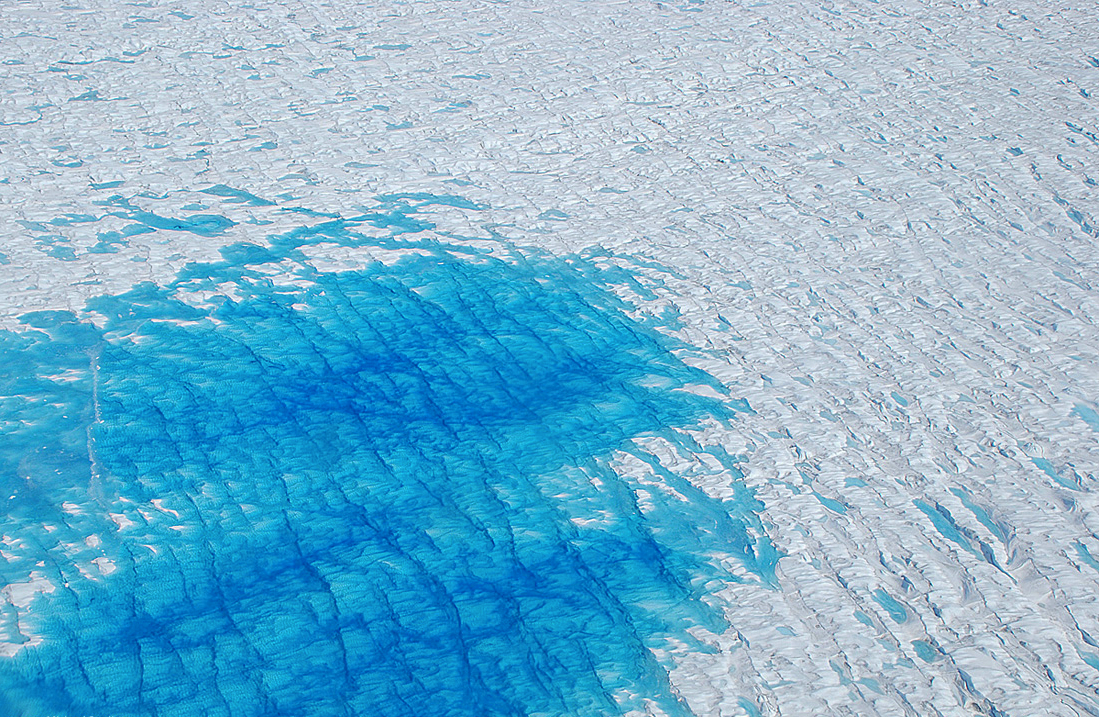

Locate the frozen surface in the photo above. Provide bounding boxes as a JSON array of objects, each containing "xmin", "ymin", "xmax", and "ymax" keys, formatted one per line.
[
  {"xmin": 0, "ymin": 229, "xmax": 774, "ymax": 716},
  {"xmin": 1, "ymin": 1, "xmax": 1098, "ymax": 715}
]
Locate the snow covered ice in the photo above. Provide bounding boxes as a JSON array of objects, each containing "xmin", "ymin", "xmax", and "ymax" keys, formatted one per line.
[{"xmin": 1, "ymin": 1, "xmax": 1098, "ymax": 715}]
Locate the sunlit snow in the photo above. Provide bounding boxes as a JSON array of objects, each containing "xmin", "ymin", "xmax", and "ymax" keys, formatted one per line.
[{"xmin": 1, "ymin": 1, "xmax": 1098, "ymax": 716}]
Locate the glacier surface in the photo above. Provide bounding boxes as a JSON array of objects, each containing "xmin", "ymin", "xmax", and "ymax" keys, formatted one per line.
[{"xmin": 1, "ymin": 1, "xmax": 1098, "ymax": 715}]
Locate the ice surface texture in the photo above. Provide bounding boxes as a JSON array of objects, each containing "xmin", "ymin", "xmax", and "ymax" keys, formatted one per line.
[
  {"xmin": 3, "ymin": 0, "xmax": 1099, "ymax": 715},
  {"xmin": 0, "ymin": 219, "xmax": 770, "ymax": 717}
]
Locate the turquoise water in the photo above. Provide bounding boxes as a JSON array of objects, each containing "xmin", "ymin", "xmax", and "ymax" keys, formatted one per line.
[
  {"xmin": 813, "ymin": 491, "xmax": 847, "ymax": 515},
  {"xmin": 913, "ymin": 500, "xmax": 976, "ymax": 556},
  {"xmin": 0, "ymin": 202, "xmax": 775, "ymax": 716},
  {"xmin": 872, "ymin": 589, "xmax": 908, "ymax": 624},
  {"xmin": 912, "ymin": 640, "xmax": 938, "ymax": 663},
  {"xmin": 1074, "ymin": 404, "xmax": 1099, "ymax": 432}
]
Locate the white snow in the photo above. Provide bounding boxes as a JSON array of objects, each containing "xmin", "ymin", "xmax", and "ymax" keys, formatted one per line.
[{"xmin": 2, "ymin": 0, "xmax": 1098, "ymax": 714}]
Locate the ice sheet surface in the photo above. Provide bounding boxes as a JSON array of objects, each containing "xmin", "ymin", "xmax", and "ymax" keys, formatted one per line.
[
  {"xmin": 1, "ymin": 1, "xmax": 1099, "ymax": 716},
  {"xmin": 0, "ymin": 216, "xmax": 773, "ymax": 716}
]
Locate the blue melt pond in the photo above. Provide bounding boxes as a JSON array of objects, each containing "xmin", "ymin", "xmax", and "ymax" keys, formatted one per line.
[{"xmin": 0, "ymin": 234, "xmax": 773, "ymax": 716}]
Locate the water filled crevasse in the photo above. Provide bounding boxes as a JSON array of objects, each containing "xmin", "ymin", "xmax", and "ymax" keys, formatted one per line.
[{"xmin": 0, "ymin": 210, "xmax": 775, "ymax": 716}]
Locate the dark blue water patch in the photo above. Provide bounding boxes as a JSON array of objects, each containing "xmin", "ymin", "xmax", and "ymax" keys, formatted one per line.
[
  {"xmin": 90, "ymin": 194, "xmax": 238, "ymax": 238},
  {"xmin": 912, "ymin": 640, "xmax": 938, "ymax": 663},
  {"xmin": 32, "ymin": 234, "xmax": 78, "ymax": 261},
  {"xmin": 200, "ymin": 184, "xmax": 276, "ymax": 206},
  {"xmin": 857, "ymin": 677, "xmax": 883, "ymax": 695},
  {"xmin": 87, "ymin": 223, "xmax": 155, "ymax": 255},
  {"xmin": 45, "ymin": 245, "xmax": 79, "ymax": 261},
  {"xmin": 949, "ymin": 488, "xmax": 1008, "ymax": 545},
  {"xmin": 1076, "ymin": 544, "xmax": 1099, "ymax": 573},
  {"xmin": 49, "ymin": 214, "xmax": 98, "ymax": 226},
  {"xmin": 853, "ymin": 610, "xmax": 874, "ymax": 627},
  {"xmin": 872, "ymin": 589, "xmax": 908, "ymax": 624},
  {"xmin": 435, "ymin": 100, "xmax": 473, "ymax": 113},
  {"xmin": 68, "ymin": 90, "xmax": 102, "ymax": 102},
  {"xmin": 813, "ymin": 491, "xmax": 847, "ymax": 514},
  {"xmin": 914, "ymin": 498, "xmax": 1008, "ymax": 573},
  {"xmin": 128, "ymin": 210, "xmax": 236, "ymax": 237},
  {"xmin": 1031, "ymin": 457, "xmax": 1080, "ymax": 490},
  {"xmin": 340, "ymin": 200, "xmax": 440, "ymax": 235},
  {"xmin": 372, "ymin": 193, "xmax": 487, "ymax": 212},
  {"xmin": 914, "ymin": 499, "xmax": 978, "ymax": 556},
  {"xmin": 1074, "ymin": 404, "xmax": 1099, "ymax": 432},
  {"xmin": 0, "ymin": 239, "xmax": 771, "ymax": 717},
  {"xmin": 281, "ymin": 205, "xmax": 341, "ymax": 219},
  {"xmin": 16, "ymin": 220, "xmax": 55, "ymax": 233}
]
